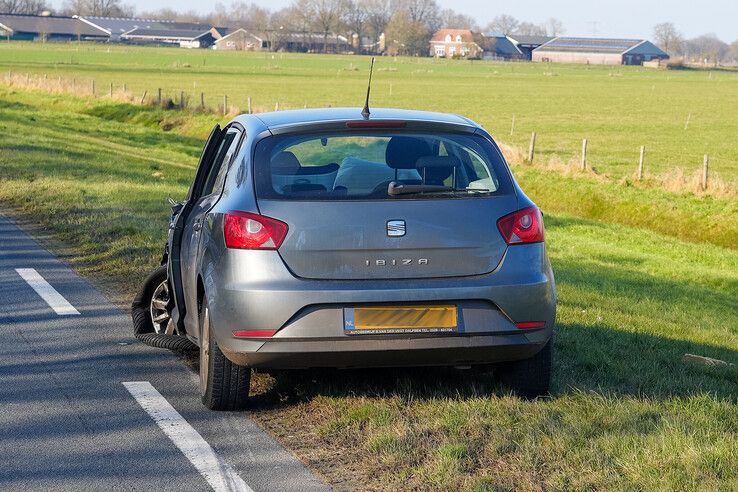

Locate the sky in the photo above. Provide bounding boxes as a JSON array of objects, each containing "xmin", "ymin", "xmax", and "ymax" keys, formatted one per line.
[{"xmin": 52, "ymin": 0, "xmax": 737, "ymax": 42}]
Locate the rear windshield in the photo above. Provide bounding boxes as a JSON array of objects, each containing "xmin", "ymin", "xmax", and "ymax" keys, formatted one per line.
[{"xmin": 253, "ymin": 132, "xmax": 511, "ymax": 200}]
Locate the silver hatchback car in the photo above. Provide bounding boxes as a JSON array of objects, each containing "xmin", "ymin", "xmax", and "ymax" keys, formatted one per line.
[{"xmin": 133, "ymin": 108, "xmax": 556, "ymax": 410}]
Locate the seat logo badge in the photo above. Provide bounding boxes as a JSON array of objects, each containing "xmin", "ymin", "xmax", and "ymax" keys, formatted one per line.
[{"xmin": 387, "ymin": 220, "xmax": 406, "ymax": 237}]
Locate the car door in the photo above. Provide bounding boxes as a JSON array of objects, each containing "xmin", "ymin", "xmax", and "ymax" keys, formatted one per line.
[
  {"xmin": 168, "ymin": 124, "xmax": 223, "ymax": 334},
  {"xmin": 180, "ymin": 127, "xmax": 243, "ymax": 335}
]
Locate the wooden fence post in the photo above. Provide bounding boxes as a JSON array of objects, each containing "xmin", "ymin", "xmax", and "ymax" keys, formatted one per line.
[
  {"xmin": 109, "ymin": 82, "xmax": 113, "ymax": 97},
  {"xmin": 200, "ymin": 92, "xmax": 204, "ymax": 109},
  {"xmin": 223, "ymin": 95, "xmax": 228, "ymax": 116},
  {"xmin": 140, "ymin": 90, "xmax": 147, "ymax": 104},
  {"xmin": 180, "ymin": 90, "xmax": 185, "ymax": 109},
  {"xmin": 157, "ymin": 88, "xmax": 162, "ymax": 105},
  {"xmin": 528, "ymin": 131, "xmax": 536, "ymax": 163},
  {"xmin": 91, "ymin": 80, "xmax": 95, "ymax": 96},
  {"xmin": 581, "ymin": 139, "xmax": 588, "ymax": 170},
  {"xmin": 510, "ymin": 114, "xmax": 515, "ymax": 136},
  {"xmin": 123, "ymin": 83, "xmax": 127, "ymax": 93},
  {"xmin": 247, "ymin": 96, "xmax": 252, "ymax": 114},
  {"xmin": 638, "ymin": 145, "xmax": 645, "ymax": 180},
  {"xmin": 702, "ymin": 154, "xmax": 709, "ymax": 190}
]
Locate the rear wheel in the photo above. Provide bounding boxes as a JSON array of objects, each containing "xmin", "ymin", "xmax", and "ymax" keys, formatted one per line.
[
  {"xmin": 496, "ymin": 339, "xmax": 553, "ymax": 399},
  {"xmin": 199, "ymin": 297, "xmax": 251, "ymax": 411}
]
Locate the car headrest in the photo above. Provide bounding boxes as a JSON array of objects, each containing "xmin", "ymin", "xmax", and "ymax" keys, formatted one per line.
[
  {"xmin": 385, "ymin": 136, "xmax": 432, "ymax": 170},
  {"xmin": 416, "ymin": 156, "xmax": 460, "ymax": 185},
  {"xmin": 271, "ymin": 151, "xmax": 301, "ymax": 175},
  {"xmin": 415, "ymin": 156, "xmax": 461, "ymax": 170}
]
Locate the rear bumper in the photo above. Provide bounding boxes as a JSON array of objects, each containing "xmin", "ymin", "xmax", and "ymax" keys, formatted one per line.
[
  {"xmin": 204, "ymin": 242, "xmax": 556, "ymax": 369},
  {"xmin": 221, "ymin": 329, "xmax": 551, "ymax": 369}
]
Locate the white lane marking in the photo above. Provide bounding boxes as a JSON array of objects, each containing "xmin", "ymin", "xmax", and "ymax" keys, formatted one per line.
[
  {"xmin": 15, "ymin": 268, "xmax": 80, "ymax": 316},
  {"xmin": 122, "ymin": 381, "xmax": 252, "ymax": 492}
]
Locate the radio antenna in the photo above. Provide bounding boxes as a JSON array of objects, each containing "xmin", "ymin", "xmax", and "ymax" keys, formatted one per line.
[{"xmin": 361, "ymin": 57, "xmax": 375, "ymax": 119}]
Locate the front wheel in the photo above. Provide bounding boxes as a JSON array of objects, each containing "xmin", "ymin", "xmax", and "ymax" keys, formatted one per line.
[
  {"xmin": 131, "ymin": 265, "xmax": 172, "ymax": 335},
  {"xmin": 199, "ymin": 297, "xmax": 251, "ymax": 410},
  {"xmin": 496, "ymin": 338, "xmax": 553, "ymax": 399}
]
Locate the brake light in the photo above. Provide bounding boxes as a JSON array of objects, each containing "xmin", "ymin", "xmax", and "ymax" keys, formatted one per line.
[
  {"xmin": 346, "ymin": 120, "xmax": 407, "ymax": 129},
  {"xmin": 223, "ymin": 211, "xmax": 288, "ymax": 250},
  {"xmin": 497, "ymin": 207, "xmax": 544, "ymax": 245},
  {"xmin": 515, "ymin": 321, "xmax": 546, "ymax": 329}
]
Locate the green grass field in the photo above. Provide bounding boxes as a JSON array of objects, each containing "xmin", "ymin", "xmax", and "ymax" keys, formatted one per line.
[
  {"xmin": 2, "ymin": 42, "xmax": 738, "ymax": 184},
  {"xmin": 1, "ymin": 44, "xmax": 738, "ymax": 490}
]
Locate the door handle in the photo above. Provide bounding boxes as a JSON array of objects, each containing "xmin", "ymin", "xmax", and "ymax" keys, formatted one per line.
[{"xmin": 193, "ymin": 219, "xmax": 203, "ymax": 232}]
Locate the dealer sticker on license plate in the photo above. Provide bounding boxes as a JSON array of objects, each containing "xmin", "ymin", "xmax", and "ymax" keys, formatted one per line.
[{"xmin": 344, "ymin": 305, "xmax": 458, "ymax": 334}]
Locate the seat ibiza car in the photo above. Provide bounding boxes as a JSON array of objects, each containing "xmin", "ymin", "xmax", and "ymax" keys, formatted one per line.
[{"xmin": 132, "ymin": 108, "xmax": 556, "ymax": 410}]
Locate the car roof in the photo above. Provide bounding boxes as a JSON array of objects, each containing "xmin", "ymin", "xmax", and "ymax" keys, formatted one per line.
[{"xmin": 232, "ymin": 107, "xmax": 479, "ymax": 132}]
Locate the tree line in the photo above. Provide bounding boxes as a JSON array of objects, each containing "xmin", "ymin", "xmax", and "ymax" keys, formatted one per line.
[{"xmin": 653, "ymin": 22, "xmax": 738, "ymax": 65}]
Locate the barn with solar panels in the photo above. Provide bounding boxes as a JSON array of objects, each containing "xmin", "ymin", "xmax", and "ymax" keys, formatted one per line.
[{"xmin": 532, "ymin": 37, "xmax": 669, "ymax": 65}]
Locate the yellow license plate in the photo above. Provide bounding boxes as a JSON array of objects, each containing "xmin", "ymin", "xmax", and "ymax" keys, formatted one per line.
[{"xmin": 345, "ymin": 305, "xmax": 458, "ymax": 334}]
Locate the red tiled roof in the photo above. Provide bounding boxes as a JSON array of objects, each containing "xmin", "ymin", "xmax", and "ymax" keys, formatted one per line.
[{"xmin": 431, "ymin": 29, "xmax": 474, "ymax": 43}]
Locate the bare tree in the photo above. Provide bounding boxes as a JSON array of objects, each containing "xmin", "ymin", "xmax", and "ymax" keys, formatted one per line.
[
  {"xmin": 396, "ymin": 0, "xmax": 440, "ymax": 30},
  {"xmin": 515, "ymin": 22, "xmax": 546, "ymax": 36},
  {"xmin": 61, "ymin": 0, "xmax": 132, "ymax": 16},
  {"xmin": 439, "ymin": 8, "xmax": 477, "ymax": 31},
  {"xmin": 653, "ymin": 22, "xmax": 683, "ymax": 55},
  {"xmin": 685, "ymin": 33, "xmax": 728, "ymax": 64},
  {"xmin": 364, "ymin": 0, "xmax": 390, "ymax": 52},
  {"xmin": 306, "ymin": 0, "xmax": 345, "ymax": 52},
  {"xmin": 730, "ymin": 39, "xmax": 738, "ymax": 64},
  {"xmin": 384, "ymin": 9, "xmax": 428, "ymax": 56},
  {"xmin": 1, "ymin": 0, "xmax": 49, "ymax": 14},
  {"xmin": 345, "ymin": 0, "xmax": 367, "ymax": 52},
  {"xmin": 545, "ymin": 17, "xmax": 564, "ymax": 36},
  {"xmin": 485, "ymin": 14, "xmax": 519, "ymax": 35},
  {"xmin": 212, "ymin": 1, "xmax": 271, "ymax": 30}
]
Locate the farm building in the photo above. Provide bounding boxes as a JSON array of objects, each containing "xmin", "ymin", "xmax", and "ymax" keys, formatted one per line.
[
  {"xmin": 214, "ymin": 29, "xmax": 267, "ymax": 51},
  {"xmin": 507, "ymin": 35, "xmax": 553, "ymax": 60},
  {"xmin": 0, "ymin": 13, "xmax": 109, "ymax": 42},
  {"xmin": 76, "ymin": 16, "xmax": 182, "ymax": 42},
  {"xmin": 120, "ymin": 26, "xmax": 228, "ymax": 48},
  {"xmin": 532, "ymin": 37, "xmax": 669, "ymax": 65},
  {"xmin": 477, "ymin": 32, "xmax": 524, "ymax": 60},
  {"xmin": 430, "ymin": 29, "xmax": 482, "ymax": 58},
  {"xmin": 268, "ymin": 31, "xmax": 351, "ymax": 53}
]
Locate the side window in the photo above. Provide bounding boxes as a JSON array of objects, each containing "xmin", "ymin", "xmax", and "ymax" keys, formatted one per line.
[{"xmin": 202, "ymin": 129, "xmax": 241, "ymax": 197}]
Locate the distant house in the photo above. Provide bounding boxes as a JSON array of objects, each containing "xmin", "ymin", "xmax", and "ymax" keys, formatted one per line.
[
  {"xmin": 121, "ymin": 26, "xmax": 228, "ymax": 48},
  {"xmin": 532, "ymin": 37, "xmax": 669, "ymax": 65},
  {"xmin": 507, "ymin": 35, "xmax": 553, "ymax": 60},
  {"xmin": 477, "ymin": 32, "xmax": 524, "ymax": 60},
  {"xmin": 429, "ymin": 29, "xmax": 482, "ymax": 58},
  {"xmin": 0, "ymin": 13, "xmax": 109, "ymax": 42},
  {"xmin": 214, "ymin": 29, "xmax": 267, "ymax": 51}
]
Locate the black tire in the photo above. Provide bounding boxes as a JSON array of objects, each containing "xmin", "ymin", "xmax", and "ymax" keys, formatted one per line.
[
  {"xmin": 136, "ymin": 332, "xmax": 198, "ymax": 352},
  {"xmin": 199, "ymin": 297, "xmax": 251, "ymax": 411},
  {"xmin": 496, "ymin": 339, "xmax": 553, "ymax": 399},
  {"xmin": 131, "ymin": 265, "xmax": 168, "ymax": 336}
]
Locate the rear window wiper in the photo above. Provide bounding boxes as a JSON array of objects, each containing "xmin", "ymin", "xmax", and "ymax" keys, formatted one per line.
[
  {"xmin": 387, "ymin": 182, "xmax": 491, "ymax": 196},
  {"xmin": 387, "ymin": 182, "xmax": 453, "ymax": 196}
]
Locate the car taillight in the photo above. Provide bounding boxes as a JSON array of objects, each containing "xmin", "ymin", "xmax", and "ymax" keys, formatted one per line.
[
  {"xmin": 496, "ymin": 207, "xmax": 544, "ymax": 245},
  {"xmin": 223, "ymin": 211, "xmax": 288, "ymax": 250}
]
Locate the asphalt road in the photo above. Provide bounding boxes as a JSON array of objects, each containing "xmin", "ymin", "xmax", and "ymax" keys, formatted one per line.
[{"xmin": 0, "ymin": 212, "xmax": 329, "ymax": 492}]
